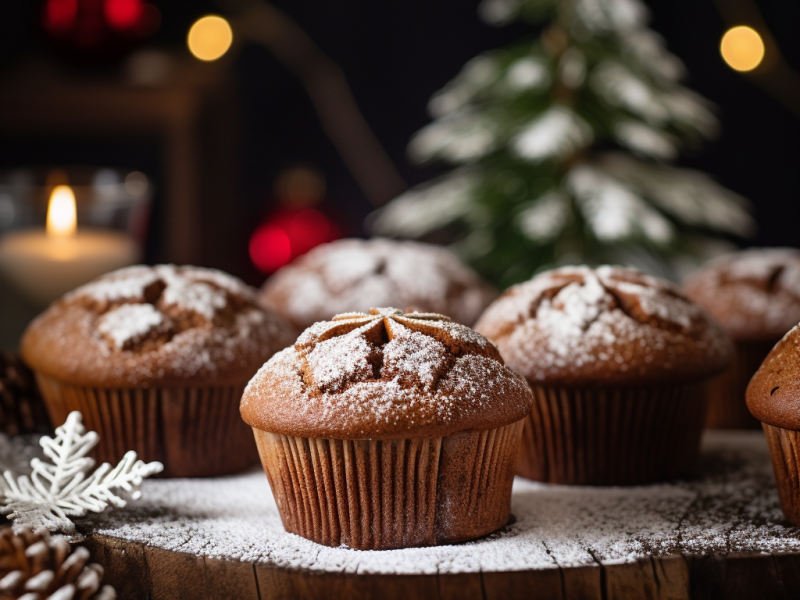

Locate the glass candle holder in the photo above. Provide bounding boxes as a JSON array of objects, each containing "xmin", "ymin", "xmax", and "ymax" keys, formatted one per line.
[{"xmin": 0, "ymin": 166, "xmax": 152, "ymax": 305}]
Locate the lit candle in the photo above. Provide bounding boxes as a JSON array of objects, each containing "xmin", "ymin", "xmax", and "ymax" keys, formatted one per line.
[{"xmin": 0, "ymin": 184, "xmax": 139, "ymax": 305}]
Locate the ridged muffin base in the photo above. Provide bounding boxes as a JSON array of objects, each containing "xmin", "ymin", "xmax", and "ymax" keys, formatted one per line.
[
  {"xmin": 705, "ymin": 339, "xmax": 776, "ymax": 429},
  {"xmin": 518, "ymin": 383, "xmax": 709, "ymax": 485},
  {"xmin": 763, "ymin": 424, "xmax": 800, "ymax": 525},
  {"xmin": 252, "ymin": 420, "xmax": 524, "ymax": 550},
  {"xmin": 35, "ymin": 374, "xmax": 258, "ymax": 478}
]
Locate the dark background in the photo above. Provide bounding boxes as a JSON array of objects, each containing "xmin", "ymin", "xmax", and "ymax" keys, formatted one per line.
[{"xmin": 1, "ymin": 0, "xmax": 799, "ymax": 286}]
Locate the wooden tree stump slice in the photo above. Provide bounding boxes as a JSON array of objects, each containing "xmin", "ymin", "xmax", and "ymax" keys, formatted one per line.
[{"xmin": 76, "ymin": 432, "xmax": 800, "ymax": 599}]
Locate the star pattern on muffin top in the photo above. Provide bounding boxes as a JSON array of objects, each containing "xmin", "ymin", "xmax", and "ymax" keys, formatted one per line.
[
  {"xmin": 475, "ymin": 265, "xmax": 732, "ymax": 385},
  {"xmin": 240, "ymin": 307, "xmax": 533, "ymax": 439},
  {"xmin": 294, "ymin": 308, "xmax": 499, "ymax": 394}
]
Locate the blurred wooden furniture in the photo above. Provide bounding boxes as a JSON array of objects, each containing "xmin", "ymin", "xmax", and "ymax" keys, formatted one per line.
[{"xmin": 0, "ymin": 54, "xmax": 242, "ymax": 267}]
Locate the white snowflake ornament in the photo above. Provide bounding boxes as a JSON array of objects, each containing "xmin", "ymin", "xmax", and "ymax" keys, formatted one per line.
[{"xmin": 1, "ymin": 411, "xmax": 163, "ymax": 535}]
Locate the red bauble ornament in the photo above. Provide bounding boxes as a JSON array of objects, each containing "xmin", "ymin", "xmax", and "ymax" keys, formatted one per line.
[
  {"xmin": 249, "ymin": 208, "xmax": 341, "ymax": 274},
  {"xmin": 41, "ymin": 0, "xmax": 160, "ymax": 63}
]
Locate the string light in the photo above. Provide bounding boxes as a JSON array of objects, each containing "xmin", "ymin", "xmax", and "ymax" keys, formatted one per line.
[
  {"xmin": 721, "ymin": 26, "xmax": 765, "ymax": 72},
  {"xmin": 187, "ymin": 15, "xmax": 233, "ymax": 62}
]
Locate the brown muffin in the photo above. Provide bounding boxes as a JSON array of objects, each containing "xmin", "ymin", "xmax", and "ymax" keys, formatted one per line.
[
  {"xmin": 21, "ymin": 265, "xmax": 295, "ymax": 477},
  {"xmin": 241, "ymin": 307, "xmax": 532, "ymax": 550},
  {"xmin": 475, "ymin": 265, "xmax": 732, "ymax": 485},
  {"xmin": 260, "ymin": 238, "xmax": 496, "ymax": 330},
  {"xmin": 684, "ymin": 248, "xmax": 800, "ymax": 429},
  {"xmin": 746, "ymin": 326, "xmax": 800, "ymax": 525}
]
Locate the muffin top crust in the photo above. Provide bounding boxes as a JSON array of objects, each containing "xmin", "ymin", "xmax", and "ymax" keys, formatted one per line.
[
  {"xmin": 475, "ymin": 265, "xmax": 732, "ymax": 387},
  {"xmin": 746, "ymin": 325, "xmax": 800, "ymax": 429},
  {"xmin": 240, "ymin": 308, "xmax": 532, "ymax": 439},
  {"xmin": 21, "ymin": 265, "xmax": 295, "ymax": 387},
  {"xmin": 683, "ymin": 248, "xmax": 800, "ymax": 341},
  {"xmin": 260, "ymin": 238, "xmax": 496, "ymax": 329}
]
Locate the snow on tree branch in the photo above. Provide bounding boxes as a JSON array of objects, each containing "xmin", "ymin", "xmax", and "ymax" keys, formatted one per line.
[
  {"xmin": 373, "ymin": 0, "xmax": 755, "ymax": 287},
  {"xmin": 512, "ymin": 106, "xmax": 593, "ymax": 162},
  {"xmin": 1, "ymin": 412, "xmax": 163, "ymax": 535}
]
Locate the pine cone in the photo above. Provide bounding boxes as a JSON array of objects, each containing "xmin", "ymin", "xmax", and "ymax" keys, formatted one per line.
[
  {"xmin": 0, "ymin": 353, "xmax": 51, "ymax": 436},
  {"xmin": 0, "ymin": 527, "xmax": 115, "ymax": 600}
]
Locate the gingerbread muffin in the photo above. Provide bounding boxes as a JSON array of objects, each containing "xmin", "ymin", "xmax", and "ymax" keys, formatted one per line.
[
  {"xmin": 684, "ymin": 248, "xmax": 800, "ymax": 429},
  {"xmin": 241, "ymin": 308, "xmax": 532, "ymax": 550},
  {"xmin": 21, "ymin": 265, "xmax": 295, "ymax": 477},
  {"xmin": 747, "ymin": 325, "xmax": 800, "ymax": 525},
  {"xmin": 475, "ymin": 265, "xmax": 732, "ymax": 485},
  {"xmin": 260, "ymin": 238, "xmax": 496, "ymax": 329}
]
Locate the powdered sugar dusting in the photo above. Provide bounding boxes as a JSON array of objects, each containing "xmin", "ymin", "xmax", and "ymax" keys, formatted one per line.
[
  {"xmin": 261, "ymin": 238, "xmax": 496, "ymax": 328},
  {"xmin": 96, "ymin": 304, "xmax": 170, "ymax": 350},
  {"xmin": 684, "ymin": 248, "xmax": 800, "ymax": 340},
  {"xmin": 82, "ymin": 432, "xmax": 800, "ymax": 573},
  {"xmin": 475, "ymin": 265, "xmax": 731, "ymax": 385},
  {"xmin": 72, "ymin": 266, "xmax": 159, "ymax": 304},
  {"xmin": 382, "ymin": 325, "xmax": 448, "ymax": 391},
  {"xmin": 160, "ymin": 278, "xmax": 226, "ymax": 320},
  {"xmin": 556, "ymin": 272, "xmax": 609, "ymax": 329},
  {"xmin": 23, "ymin": 264, "xmax": 296, "ymax": 386},
  {"xmin": 306, "ymin": 333, "xmax": 375, "ymax": 392},
  {"xmin": 241, "ymin": 308, "xmax": 532, "ymax": 439}
]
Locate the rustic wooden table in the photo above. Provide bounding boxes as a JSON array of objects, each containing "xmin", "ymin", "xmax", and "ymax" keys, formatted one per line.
[{"xmin": 78, "ymin": 431, "xmax": 800, "ymax": 600}]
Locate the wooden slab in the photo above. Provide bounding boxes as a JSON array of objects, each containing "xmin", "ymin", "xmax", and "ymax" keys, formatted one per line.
[{"xmin": 73, "ymin": 432, "xmax": 800, "ymax": 599}]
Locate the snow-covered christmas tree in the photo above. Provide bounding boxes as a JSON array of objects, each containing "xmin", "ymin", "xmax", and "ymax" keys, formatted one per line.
[{"xmin": 372, "ymin": 0, "xmax": 755, "ymax": 287}]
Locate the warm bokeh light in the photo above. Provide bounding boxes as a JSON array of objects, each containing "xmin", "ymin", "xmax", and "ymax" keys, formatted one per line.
[
  {"xmin": 46, "ymin": 185, "xmax": 77, "ymax": 238},
  {"xmin": 187, "ymin": 15, "xmax": 233, "ymax": 62},
  {"xmin": 721, "ymin": 26, "xmax": 765, "ymax": 72}
]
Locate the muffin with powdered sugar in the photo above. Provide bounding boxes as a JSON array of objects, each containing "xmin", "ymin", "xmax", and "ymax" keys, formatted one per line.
[
  {"xmin": 684, "ymin": 248, "xmax": 800, "ymax": 429},
  {"xmin": 260, "ymin": 238, "xmax": 496, "ymax": 329},
  {"xmin": 241, "ymin": 307, "xmax": 532, "ymax": 550},
  {"xmin": 21, "ymin": 264, "xmax": 295, "ymax": 477},
  {"xmin": 747, "ymin": 324, "xmax": 800, "ymax": 525},
  {"xmin": 475, "ymin": 265, "xmax": 732, "ymax": 485}
]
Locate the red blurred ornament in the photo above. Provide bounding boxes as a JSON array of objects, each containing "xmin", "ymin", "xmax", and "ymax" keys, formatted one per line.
[
  {"xmin": 250, "ymin": 224, "xmax": 292, "ymax": 274},
  {"xmin": 249, "ymin": 167, "xmax": 341, "ymax": 274},
  {"xmin": 250, "ymin": 208, "xmax": 340, "ymax": 274},
  {"xmin": 44, "ymin": 0, "xmax": 77, "ymax": 32},
  {"xmin": 41, "ymin": 0, "xmax": 160, "ymax": 62},
  {"xmin": 104, "ymin": 0, "xmax": 142, "ymax": 30}
]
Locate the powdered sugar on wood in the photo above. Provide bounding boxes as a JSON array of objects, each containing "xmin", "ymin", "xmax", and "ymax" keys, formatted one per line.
[{"xmin": 81, "ymin": 431, "xmax": 800, "ymax": 574}]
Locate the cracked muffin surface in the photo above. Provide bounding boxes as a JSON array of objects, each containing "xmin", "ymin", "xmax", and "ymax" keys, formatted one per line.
[
  {"xmin": 240, "ymin": 308, "xmax": 532, "ymax": 439},
  {"xmin": 475, "ymin": 265, "xmax": 732, "ymax": 386},
  {"xmin": 683, "ymin": 248, "xmax": 800, "ymax": 341},
  {"xmin": 21, "ymin": 265, "xmax": 296, "ymax": 387},
  {"xmin": 260, "ymin": 238, "xmax": 497, "ymax": 329}
]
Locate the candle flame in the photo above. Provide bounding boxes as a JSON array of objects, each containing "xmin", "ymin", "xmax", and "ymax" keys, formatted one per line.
[{"xmin": 46, "ymin": 185, "xmax": 77, "ymax": 238}]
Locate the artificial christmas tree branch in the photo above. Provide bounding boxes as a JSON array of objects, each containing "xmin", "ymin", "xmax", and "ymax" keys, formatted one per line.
[{"xmin": 373, "ymin": 0, "xmax": 755, "ymax": 287}]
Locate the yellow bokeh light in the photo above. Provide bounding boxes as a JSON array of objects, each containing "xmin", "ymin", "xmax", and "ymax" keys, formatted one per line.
[
  {"xmin": 720, "ymin": 26, "xmax": 765, "ymax": 72},
  {"xmin": 46, "ymin": 185, "xmax": 77, "ymax": 238},
  {"xmin": 187, "ymin": 16, "xmax": 233, "ymax": 62}
]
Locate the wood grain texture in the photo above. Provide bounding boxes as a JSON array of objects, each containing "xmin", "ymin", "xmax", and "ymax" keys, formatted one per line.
[
  {"xmin": 82, "ymin": 534, "xmax": 800, "ymax": 600},
  {"xmin": 67, "ymin": 431, "xmax": 800, "ymax": 599}
]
